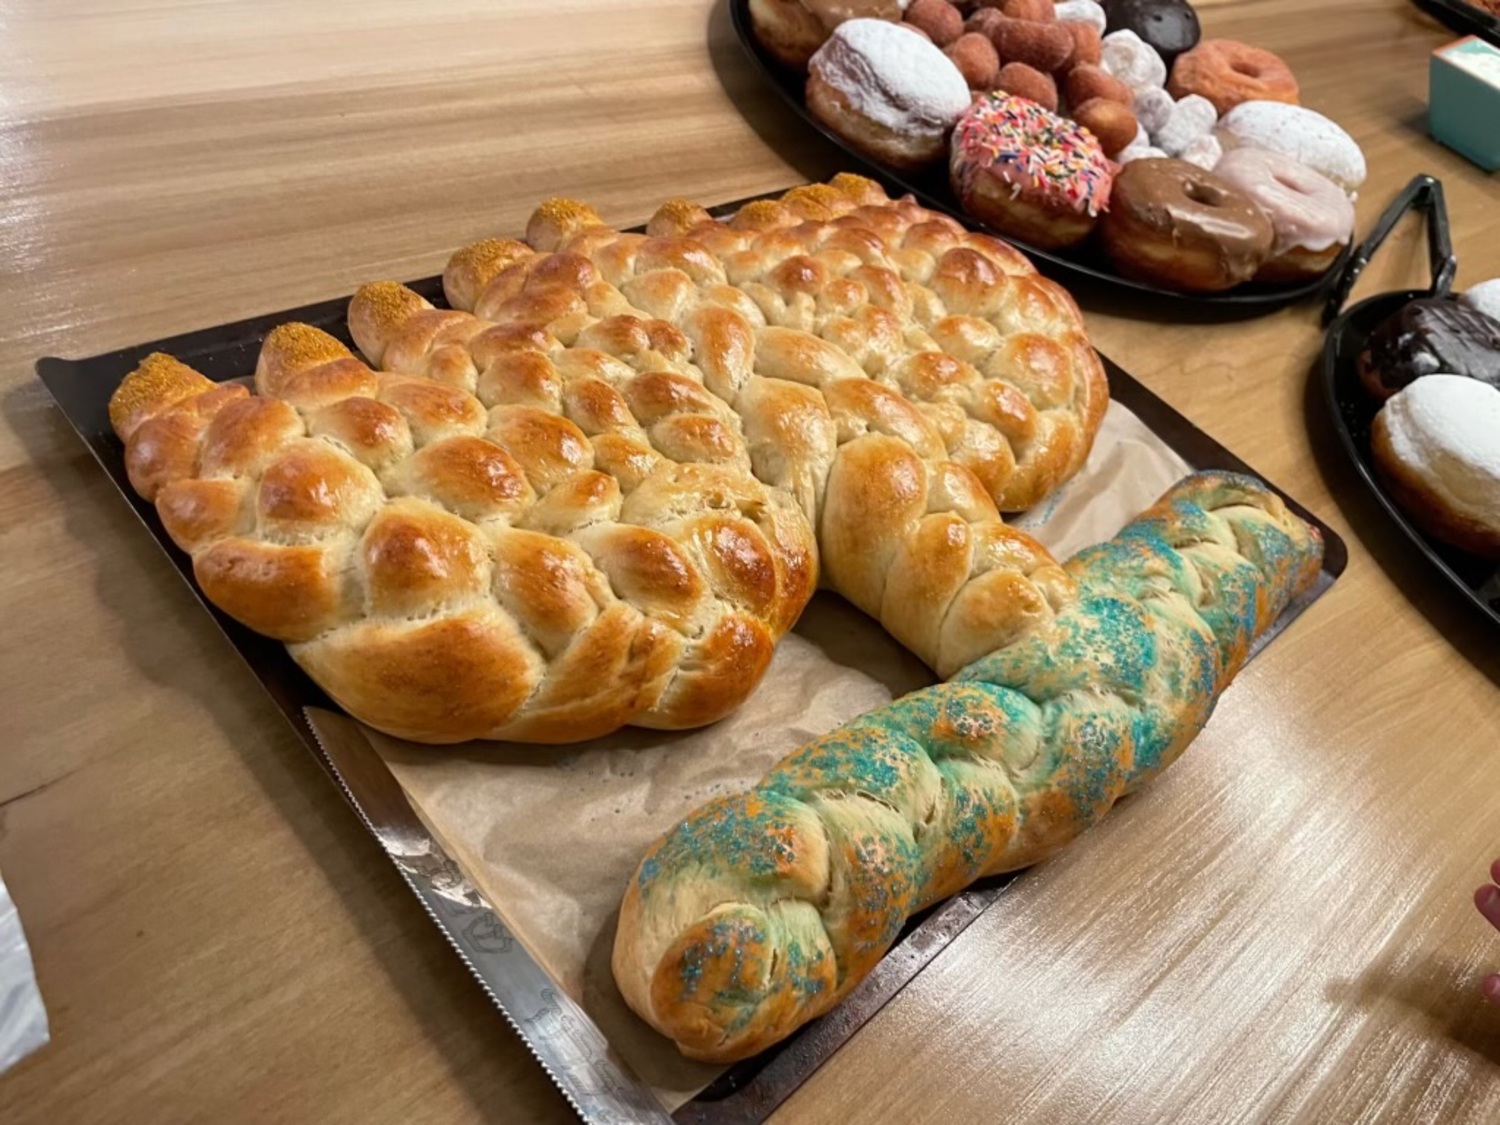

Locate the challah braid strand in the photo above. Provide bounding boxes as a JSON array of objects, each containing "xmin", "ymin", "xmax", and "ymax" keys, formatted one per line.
[
  {"xmin": 443, "ymin": 182, "xmax": 1091, "ymax": 676},
  {"xmin": 612, "ymin": 470, "xmax": 1323, "ymax": 1062}
]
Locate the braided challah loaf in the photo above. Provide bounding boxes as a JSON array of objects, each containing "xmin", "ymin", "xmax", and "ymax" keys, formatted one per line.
[
  {"xmin": 109, "ymin": 176, "xmax": 1107, "ymax": 742},
  {"xmin": 613, "ymin": 471, "xmax": 1323, "ymax": 1062}
]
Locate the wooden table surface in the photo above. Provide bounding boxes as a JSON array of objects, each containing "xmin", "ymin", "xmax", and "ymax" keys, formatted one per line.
[{"xmin": 2, "ymin": 0, "xmax": 1498, "ymax": 1121}]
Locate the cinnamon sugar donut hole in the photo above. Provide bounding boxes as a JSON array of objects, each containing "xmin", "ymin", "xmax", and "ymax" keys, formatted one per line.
[
  {"xmin": 946, "ymin": 32, "xmax": 1003, "ymax": 88},
  {"xmin": 996, "ymin": 62, "xmax": 1059, "ymax": 110},
  {"xmin": 993, "ymin": 17, "xmax": 1075, "ymax": 72},
  {"xmin": 906, "ymin": 0, "xmax": 965, "ymax": 47},
  {"xmin": 1065, "ymin": 63, "xmax": 1131, "ymax": 107}
]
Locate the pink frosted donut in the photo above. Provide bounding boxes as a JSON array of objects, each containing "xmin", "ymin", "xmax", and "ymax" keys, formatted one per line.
[{"xmin": 1211, "ymin": 147, "xmax": 1354, "ymax": 283}]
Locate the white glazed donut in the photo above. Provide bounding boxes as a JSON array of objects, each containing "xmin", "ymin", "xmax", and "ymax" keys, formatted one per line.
[
  {"xmin": 1154, "ymin": 94, "xmax": 1217, "ymax": 156},
  {"xmin": 1461, "ymin": 279, "xmax": 1500, "ymax": 325},
  {"xmin": 1055, "ymin": 0, "xmax": 1107, "ymax": 33},
  {"xmin": 1372, "ymin": 374, "xmax": 1500, "ymax": 558},
  {"xmin": 1215, "ymin": 101, "xmax": 1367, "ymax": 193},
  {"xmin": 1101, "ymin": 30, "xmax": 1167, "ymax": 92}
]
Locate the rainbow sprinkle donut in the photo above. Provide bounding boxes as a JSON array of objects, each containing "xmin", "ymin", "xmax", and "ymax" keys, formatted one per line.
[{"xmin": 950, "ymin": 93, "xmax": 1114, "ymax": 251}]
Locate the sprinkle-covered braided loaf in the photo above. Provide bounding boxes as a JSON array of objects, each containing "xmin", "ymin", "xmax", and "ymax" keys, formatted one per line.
[{"xmin": 612, "ymin": 471, "xmax": 1323, "ymax": 1062}]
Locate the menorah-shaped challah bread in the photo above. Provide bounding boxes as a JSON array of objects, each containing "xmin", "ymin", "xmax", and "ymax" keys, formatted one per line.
[
  {"xmin": 110, "ymin": 175, "xmax": 1108, "ymax": 742},
  {"xmin": 613, "ymin": 471, "xmax": 1323, "ymax": 1062}
]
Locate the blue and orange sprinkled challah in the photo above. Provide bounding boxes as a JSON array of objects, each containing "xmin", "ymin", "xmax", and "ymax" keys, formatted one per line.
[{"xmin": 613, "ymin": 470, "xmax": 1322, "ymax": 1062}]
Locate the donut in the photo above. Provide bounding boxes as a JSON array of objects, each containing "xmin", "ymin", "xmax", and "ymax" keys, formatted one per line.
[
  {"xmin": 808, "ymin": 20, "xmax": 974, "ymax": 170},
  {"xmin": 1462, "ymin": 280, "xmax": 1500, "ymax": 325},
  {"xmin": 1168, "ymin": 39, "xmax": 1299, "ymax": 116},
  {"xmin": 1104, "ymin": 0, "xmax": 1200, "ymax": 68},
  {"xmin": 1132, "ymin": 84, "xmax": 1174, "ymax": 135},
  {"xmin": 1211, "ymin": 148, "xmax": 1353, "ymax": 282},
  {"xmin": 1357, "ymin": 298, "xmax": 1500, "ymax": 401},
  {"xmin": 1072, "ymin": 97, "xmax": 1139, "ymax": 157},
  {"xmin": 1098, "ymin": 157, "xmax": 1272, "ymax": 291},
  {"xmin": 906, "ymin": 0, "xmax": 965, "ymax": 47},
  {"xmin": 1153, "ymin": 93, "xmax": 1217, "ymax": 156},
  {"xmin": 1061, "ymin": 20, "xmax": 1102, "ymax": 67},
  {"xmin": 992, "ymin": 16, "xmax": 1075, "ymax": 72},
  {"xmin": 1065, "ymin": 63, "xmax": 1132, "ymax": 108},
  {"xmin": 1000, "ymin": 0, "xmax": 1055, "ymax": 20},
  {"xmin": 749, "ymin": 0, "xmax": 908, "ymax": 70},
  {"xmin": 950, "ymin": 92, "xmax": 1114, "ymax": 249},
  {"xmin": 1178, "ymin": 133, "xmax": 1221, "ymax": 169},
  {"xmin": 996, "ymin": 61, "xmax": 1059, "ymax": 111},
  {"xmin": 946, "ymin": 31, "xmax": 1003, "ymax": 88},
  {"xmin": 1215, "ymin": 101, "xmax": 1367, "ymax": 193},
  {"xmin": 966, "ymin": 7, "xmax": 1007, "ymax": 39},
  {"xmin": 1100, "ymin": 29, "xmax": 1167, "ymax": 92},
  {"xmin": 1372, "ymin": 376, "xmax": 1500, "ymax": 558},
  {"xmin": 1054, "ymin": 0, "xmax": 1106, "ymax": 33}
]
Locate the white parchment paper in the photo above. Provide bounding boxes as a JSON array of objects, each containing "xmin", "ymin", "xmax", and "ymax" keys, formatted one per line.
[
  {"xmin": 364, "ymin": 401, "xmax": 1193, "ymax": 1110},
  {"xmin": 0, "ymin": 868, "xmax": 49, "ymax": 1077}
]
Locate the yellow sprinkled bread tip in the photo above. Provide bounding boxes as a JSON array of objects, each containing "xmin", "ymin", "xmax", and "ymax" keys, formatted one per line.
[
  {"xmin": 779, "ymin": 184, "xmax": 843, "ymax": 219},
  {"xmin": 730, "ymin": 199, "xmax": 791, "ymax": 231},
  {"xmin": 828, "ymin": 172, "xmax": 886, "ymax": 203},
  {"xmin": 647, "ymin": 198, "xmax": 710, "ymax": 237},
  {"xmin": 108, "ymin": 352, "xmax": 214, "ymax": 441},
  {"xmin": 348, "ymin": 281, "xmax": 427, "ymax": 331},
  {"xmin": 262, "ymin": 322, "xmax": 352, "ymax": 368},
  {"xmin": 447, "ymin": 238, "xmax": 532, "ymax": 285},
  {"xmin": 526, "ymin": 198, "xmax": 604, "ymax": 250}
]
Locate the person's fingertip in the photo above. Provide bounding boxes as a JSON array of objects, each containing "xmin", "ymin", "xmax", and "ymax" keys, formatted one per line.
[
  {"xmin": 1484, "ymin": 975, "xmax": 1500, "ymax": 1004},
  {"xmin": 1477, "ymin": 885, "xmax": 1500, "ymax": 913},
  {"xmin": 1491, "ymin": 857, "xmax": 1500, "ymax": 885}
]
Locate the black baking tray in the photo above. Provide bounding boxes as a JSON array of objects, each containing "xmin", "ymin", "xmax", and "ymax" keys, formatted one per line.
[
  {"xmin": 37, "ymin": 187, "xmax": 1346, "ymax": 1124},
  {"xmin": 1321, "ymin": 173, "xmax": 1500, "ymax": 630},
  {"xmin": 727, "ymin": 0, "xmax": 1351, "ymax": 313},
  {"xmin": 1413, "ymin": 0, "xmax": 1500, "ymax": 46}
]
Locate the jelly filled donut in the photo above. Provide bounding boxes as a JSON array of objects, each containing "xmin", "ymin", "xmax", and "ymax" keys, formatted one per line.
[
  {"xmin": 1212, "ymin": 147, "xmax": 1353, "ymax": 282},
  {"xmin": 808, "ymin": 19, "xmax": 974, "ymax": 170},
  {"xmin": 1357, "ymin": 298, "xmax": 1500, "ymax": 401},
  {"xmin": 950, "ymin": 92, "xmax": 1115, "ymax": 250},
  {"xmin": 1168, "ymin": 39, "xmax": 1299, "ymax": 115},
  {"xmin": 1099, "ymin": 157, "xmax": 1272, "ymax": 291}
]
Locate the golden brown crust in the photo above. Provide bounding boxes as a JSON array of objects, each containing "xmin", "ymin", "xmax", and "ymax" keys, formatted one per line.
[
  {"xmin": 112, "ymin": 176, "xmax": 1108, "ymax": 743},
  {"xmin": 1371, "ymin": 410, "xmax": 1500, "ymax": 559}
]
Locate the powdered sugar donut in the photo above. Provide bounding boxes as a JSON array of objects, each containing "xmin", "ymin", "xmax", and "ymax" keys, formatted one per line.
[
  {"xmin": 1055, "ymin": 0, "xmax": 1107, "ymax": 32},
  {"xmin": 1372, "ymin": 375, "xmax": 1500, "ymax": 558},
  {"xmin": 808, "ymin": 19, "xmax": 974, "ymax": 171},
  {"xmin": 1215, "ymin": 101, "xmax": 1367, "ymax": 193},
  {"xmin": 1132, "ymin": 85, "xmax": 1174, "ymax": 137},
  {"xmin": 1101, "ymin": 29, "xmax": 1167, "ymax": 91},
  {"xmin": 1179, "ymin": 133, "xmax": 1221, "ymax": 169},
  {"xmin": 1461, "ymin": 280, "xmax": 1500, "ymax": 325},
  {"xmin": 1153, "ymin": 93, "xmax": 1216, "ymax": 156},
  {"xmin": 1212, "ymin": 147, "xmax": 1353, "ymax": 281}
]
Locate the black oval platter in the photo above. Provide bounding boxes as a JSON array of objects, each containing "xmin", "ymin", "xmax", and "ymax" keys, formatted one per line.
[
  {"xmin": 1320, "ymin": 174, "xmax": 1500, "ymax": 629},
  {"xmin": 727, "ymin": 0, "xmax": 1350, "ymax": 312}
]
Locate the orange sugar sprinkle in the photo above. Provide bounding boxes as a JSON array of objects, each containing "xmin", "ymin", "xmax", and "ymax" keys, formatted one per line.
[
  {"xmin": 531, "ymin": 198, "xmax": 602, "ymax": 228},
  {"xmin": 263, "ymin": 322, "xmax": 352, "ymax": 367},
  {"xmin": 450, "ymin": 238, "xmax": 532, "ymax": 285},
  {"xmin": 730, "ymin": 199, "xmax": 789, "ymax": 231},
  {"xmin": 108, "ymin": 352, "xmax": 213, "ymax": 438}
]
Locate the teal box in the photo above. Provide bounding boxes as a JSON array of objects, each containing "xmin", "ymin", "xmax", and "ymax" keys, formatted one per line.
[{"xmin": 1430, "ymin": 36, "xmax": 1500, "ymax": 172}]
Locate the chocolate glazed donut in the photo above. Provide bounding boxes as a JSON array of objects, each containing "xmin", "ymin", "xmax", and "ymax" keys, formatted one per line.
[
  {"xmin": 1105, "ymin": 0, "xmax": 1201, "ymax": 67},
  {"xmin": 1098, "ymin": 158, "xmax": 1272, "ymax": 293},
  {"xmin": 1357, "ymin": 298, "xmax": 1500, "ymax": 401}
]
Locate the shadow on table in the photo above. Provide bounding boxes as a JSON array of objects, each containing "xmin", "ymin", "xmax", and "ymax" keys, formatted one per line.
[
  {"xmin": 5, "ymin": 382, "xmax": 577, "ymax": 1123},
  {"xmin": 1325, "ymin": 949, "xmax": 1500, "ymax": 1068},
  {"xmin": 1301, "ymin": 359, "xmax": 1500, "ymax": 691}
]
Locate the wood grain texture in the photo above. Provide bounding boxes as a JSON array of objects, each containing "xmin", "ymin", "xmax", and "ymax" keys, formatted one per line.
[{"xmin": 0, "ymin": 1, "xmax": 1498, "ymax": 1122}]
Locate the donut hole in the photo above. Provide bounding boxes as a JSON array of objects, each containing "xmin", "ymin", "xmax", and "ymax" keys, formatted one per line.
[
  {"xmin": 1183, "ymin": 180, "xmax": 1227, "ymax": 208},
  {"xmin": 1229, "ymin": 59, "xmax": 1261, "ymax": 78}
]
